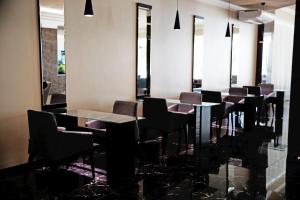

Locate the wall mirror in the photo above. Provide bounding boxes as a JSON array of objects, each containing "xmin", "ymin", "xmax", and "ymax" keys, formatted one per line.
[
  {"xmin": 136, "ymin": 3, "xmax": 152, "ymax": 99},
  {"xmin": 230, "ymin": 25, "xmax": 240, "ymax": 87},
  {"xmin": 38, "ymin": 0, "xmax": 67, "ymax": 109},
  {"xmin": 192, "ymin": 16, "xmax": 204, "ymax": 92}
]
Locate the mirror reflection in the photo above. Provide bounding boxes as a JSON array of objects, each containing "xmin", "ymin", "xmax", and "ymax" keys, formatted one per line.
[
  {"xmin": 230, "ymin": 25, "xmax": 240, "ymax": 87},
  {"xmin": 39, "ymin": 0, "xmax": 66, "ymax": 107},
  {"xmin": 136, "ymin": 3, "xmax": 152, "ymax": 99},
  {"xmin": 192, "ymin": 16, "xmax": 204, "ymax": 92}
]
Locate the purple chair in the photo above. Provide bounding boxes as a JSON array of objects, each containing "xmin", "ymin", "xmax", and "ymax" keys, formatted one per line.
[
  {"xmin": 27, "ymin": 110, "xmax": 95, "ymax": 179},
  {"xmin": 168, "ymin": 92, "xmax": 202, "ymax": 113},
  {"xmin": 223, "ymin": 87, "xmax": 248, "ymax": 104},
  {"xmin": 258, "ymin": 83, "xmax": 274, "ymax": 96},
  {"xmin": 85, "ymin": 100, "xmax": 138, "ymax": 130},
  {"xmin": 168, "ymin": 92, "xmax": 202, "ymax": 152}
]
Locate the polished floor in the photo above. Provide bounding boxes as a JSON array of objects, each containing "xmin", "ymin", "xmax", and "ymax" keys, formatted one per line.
[{"xmin": 0, "ymin": 103, "xmax": 297, "ymax": 200}]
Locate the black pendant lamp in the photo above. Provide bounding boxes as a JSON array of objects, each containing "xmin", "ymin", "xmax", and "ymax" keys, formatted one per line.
[
  {"xmin": 84, "ymin": 0, "xmax": 94, "ymax": 17},
  {"xmin": 174, "ymin": 0, "xmax": 181, "ymax": 30},
  {"xmin": 225, "ymin": 22, "xmax": 231, "ymax": 37},
  {"xmin": 225, "ymin": 0, "xmax": 231, "ymax": 37}
]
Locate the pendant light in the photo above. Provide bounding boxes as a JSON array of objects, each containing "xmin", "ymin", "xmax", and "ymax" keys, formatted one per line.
[
  {"xmin": 225, "ymin": 0, "xmax": 231, "ymax": 37},
  {"xmin": 174, "ymin": 0, "xmax": 181, "ymax": 30},
  {"xmin": 84, "ymin": 0, "xmax": 94, "ymax": 17}
]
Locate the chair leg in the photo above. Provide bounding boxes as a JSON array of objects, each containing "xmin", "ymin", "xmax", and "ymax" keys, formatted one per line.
[
  {"xmin": 162, "ymin": 132, "xmax": 168, "ymax": 156},
  {"xmin": 24, "ymin": 154, "xmax": 35, "ymax": 182},
  {"xmin": 185, "ymin": 125, "xmax": 189, "ymax": 153},
  {"xmin": 89, "ymin": 152, "xmax": 95, "ymax": 180},
  {"xmin": 177, "ymin": 128, "xmax": 182, "ymax": 155},
  {"xmin": 231, "ymin": 112, "xmax": 234, "ymax": 135},
  {"xmin": 272, "ymin": 104, "xmax": 275, "ymax": 117},
  {"xmin": 217, "ymin": 119, "xmax": 222, "ymax": 140},
  {"xmin": 226, "ymin": 116, "xmax": 229, "ymax": 136}
]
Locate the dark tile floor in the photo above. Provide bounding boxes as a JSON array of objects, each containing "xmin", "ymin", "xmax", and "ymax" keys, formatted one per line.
[{"xmin": 0, "ymin": 103, "xmax": 298, "ymax": 200}]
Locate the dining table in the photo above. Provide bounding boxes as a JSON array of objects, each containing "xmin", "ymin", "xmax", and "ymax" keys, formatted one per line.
[{"xmin": 53, "ymin": 109, "xmax": 143, "ymax": 188}]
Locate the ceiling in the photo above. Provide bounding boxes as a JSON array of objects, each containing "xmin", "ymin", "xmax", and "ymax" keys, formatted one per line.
[{"xmin": 223, "ymin": 0, "xmax": 295, "ymax": 11}]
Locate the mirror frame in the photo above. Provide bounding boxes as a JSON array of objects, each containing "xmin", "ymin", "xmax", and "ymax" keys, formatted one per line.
[
  {"xmin": 37, "ymin": 0, "xmax": 67, "ymax": 110},
  {"xmin": 191, "ymin": 15, "xmax": 205, "ymax": 91},
  {"xmin": 136, "ymin": 3, "xmax": 152, "ymax": 100},
  {"xmin": 229, "ymin": 24, "xmax": 240, "ymax": 88}
]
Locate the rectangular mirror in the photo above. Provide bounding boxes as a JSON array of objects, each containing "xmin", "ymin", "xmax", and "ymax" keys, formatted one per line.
[
  {"xmin": 38, "ymin": 0, "xmax": 67, "ymax": 109},
  {"xmin": 136, "ymin": 3, "xmax": 152, "ymax": 100},
  {"xmin": 230, "ymin": 25, "xmax": 240, "ymax": 87},
  {"xmin": 192, "ymin": 16, "xmax": 204, "ymax": 92}
]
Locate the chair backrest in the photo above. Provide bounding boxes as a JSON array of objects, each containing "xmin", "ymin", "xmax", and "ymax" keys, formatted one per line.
[
  {"xmin": 229, "ymin": 87, "xmax": 248, "ymax": 96},
  {"xmin": 143, "ymin": 97, "xmax": 169, "ymax": 126},
  {"xmin": 179, "ymin": 92, "xmax": 202, "ymax": 104},
  {"xmin": 50, "ymin": 93, "xmax": 66, "ymax": 104},
  {"xmin": 27, "ymin": 110, "xmax": 58, "ymax": 159},
  {"xmin": 201, "ymin": 90, "xmax": 222, "ymax": 103},
  {"xmin": 243, "ymin": 86, "xmax": 261, "ymax": 96},
  {"xmin": 258, "ymin": 83, "xmax": 274, "ymax": 95},
  {"xmin": 113, "ymin": 100, "xmax": 138, "ymax": 117}
]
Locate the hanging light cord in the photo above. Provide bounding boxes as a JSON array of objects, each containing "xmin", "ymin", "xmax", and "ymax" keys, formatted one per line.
[
  {"xmin": 228, "ymin": 0, "xmax": 231, "ymax": 22},
  {"xmin": 177, "ymin": 0, "xmax": 179, "ymax": 10}
]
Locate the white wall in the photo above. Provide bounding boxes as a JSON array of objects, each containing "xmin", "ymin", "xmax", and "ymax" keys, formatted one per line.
[
  {"xmin": 65, "ymin": 0, "xmax": 258, "ymax": 112},
  {"xmin": 0, "ymin": 0, "xmax": 258, "ymax": 169},
  {"xmin": 0, "ymin": 0, "xmax": 40, "ymax": 169}
]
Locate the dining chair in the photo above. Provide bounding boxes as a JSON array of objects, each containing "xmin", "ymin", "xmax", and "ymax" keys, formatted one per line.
[
  {"xmin": 223, "ymin": 87, "xmax": 248, "ymax": 104},
  {"xmin": 258, "ymin": 83, "xmax": 274, "ymax": 96},
  {"xmin": 50, "ymin": 93, "xmax": 66, "ymax": 104},
  {"xmin": 85, "ymin": 100, "xmax": 138, "ymax": 130},
  {"xmin": 201, "ymin": 90, "xmax": 234, "ymax": 138},
  {"xmin": 168, "ymin": 92, "xmax": 202, "ymax": 152},
  {"xmin": 27, "ymin": 110, "xmax": 95, "ymax": 179},
  {"xmin": 141, "ymin": 97, "xmax": 188, "ymax": 156},
  {"xmin": 258, "ymin": 83, "xmax": 276, "ymax": 118},
  {"xmin": 243, "ymin": 86, "xmax": 261, "ymax": 96},
  {"xmin": 85, "ymin": 100, "xmax": 138, "ymax": 149},
  {"xmin": 223, "ymin": 87, "xmax": 249, "ymax": 132},
  {"xmin": 243, "ymin": 86, "xmax": 264, "ymax": 124},
  {"xmin": 168, "ymin": 92, "xmax": 202, "ymax": 113}
]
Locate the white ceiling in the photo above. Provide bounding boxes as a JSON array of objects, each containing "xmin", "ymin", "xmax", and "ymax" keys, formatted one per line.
[{"xmin": 222, "ymin": 0, "xmax": 295, "ymax": 11}]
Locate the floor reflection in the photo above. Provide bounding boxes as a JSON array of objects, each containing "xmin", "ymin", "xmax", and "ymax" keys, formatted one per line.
[{"xmin": 0, "ymin": 104, "xmax": 292, "ymax": 200}]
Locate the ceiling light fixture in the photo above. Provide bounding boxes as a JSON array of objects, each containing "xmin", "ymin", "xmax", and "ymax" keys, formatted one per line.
[
  {"xmin": 225, "ymin": 0, "xmax": 231, "ymax": 37},
  {"xmin": 174, "ymin": 0, "xmax": 181, "ymax": 30},
  {"xmin": 84, "ymin": 0, "xmax": 94, "ymax": 17}
]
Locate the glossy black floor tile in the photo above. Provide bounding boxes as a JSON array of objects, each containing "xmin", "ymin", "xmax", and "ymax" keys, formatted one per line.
[{"xmin": 1, "ymin": 103, "xmax": 298, "ymax": 200}]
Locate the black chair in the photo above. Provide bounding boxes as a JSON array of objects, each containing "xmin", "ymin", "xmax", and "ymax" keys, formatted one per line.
[
  {"xmin": 243, "ymin": 86, "xmax": 264, "ymax": 125},
  {"xmin": 141, "ymin": 97, "xmax": 188, "ymax": 156},
  {"xmin": 243, "ymin": 86, "xmax": 261, "ymax": 96},
  {"xmin": 201, "ymin": 90, "xmax": 234, "ymax": 138},
  {"xmin": 258, "ymin": 83, "xmax": 276, "ymax": 118},
  {"xmin": 27, "ymin": 110, "xmax": 95, "ymax": 179},
  {"xmin": 223, "ymin": 87, "xmax": 249, "ymax": 132}
]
